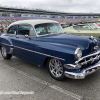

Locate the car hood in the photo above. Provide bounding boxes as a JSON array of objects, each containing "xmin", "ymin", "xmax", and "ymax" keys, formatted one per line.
[
  {"xmin": 37, "ymin": 33, "xmax": 93, "ymax": 48},
  {"xmin": 36, "ymin": 33, "xmax": 97, "ymax": 56}
]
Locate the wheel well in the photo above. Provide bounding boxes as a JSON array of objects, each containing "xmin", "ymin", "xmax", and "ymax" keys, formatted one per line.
[{"xmin": 43, "ymin": 57, "xmax": 51, "ymax": 67}]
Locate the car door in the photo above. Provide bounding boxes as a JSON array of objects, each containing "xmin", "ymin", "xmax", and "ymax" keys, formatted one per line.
[
  {"xmin": 93, "ymin": 30, "xmax": 100, "ymax": 38},
  {"xmin": 11, "ymin": 24, "xmax": 36, "ymax": 63}
]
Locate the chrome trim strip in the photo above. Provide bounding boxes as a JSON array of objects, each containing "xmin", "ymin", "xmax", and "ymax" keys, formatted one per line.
[
  {"xmin": 13, "ymin": 45, "xmax": 65, "ymax": 61},
  {"xmin": 0, "ymin": 42, "xmax": 13, "ymax": 47},
  {"xmin": 64, "ymin": 64, "xmax": 81, "ymax": 69},
  {"xmin": 65, "ymin": 60, "xmax": 100, "ymax": 79},
  {"xmin": 75, "ymin": 50, "xmax": 100, "ymax": 64},
  {"xmin": 0, "ymin": 42, "xmax": 65, "ymax": 61},
  {"xmin": 65, "ymin": 51, "xmax": 100, "ymax": 69}
]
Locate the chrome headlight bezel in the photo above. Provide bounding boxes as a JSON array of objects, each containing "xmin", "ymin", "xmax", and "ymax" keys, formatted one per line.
[{"xmin": 75, "ymin": 48, "xmax": 82, "ymax": 59}]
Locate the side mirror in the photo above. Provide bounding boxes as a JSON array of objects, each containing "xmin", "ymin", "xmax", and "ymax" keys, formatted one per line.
[{"xmin": 25, "ymin": 34, "xmax": 29, "ymax": 38}]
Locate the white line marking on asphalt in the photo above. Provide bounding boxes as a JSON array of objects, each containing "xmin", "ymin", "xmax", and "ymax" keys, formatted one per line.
[
  {"xmin": 49, "ymin": 85, "xmax": 82, "ymax": 100},
  {"xmin": 0, "ymin": 63, "xmax": 83, "ymax": 100}
]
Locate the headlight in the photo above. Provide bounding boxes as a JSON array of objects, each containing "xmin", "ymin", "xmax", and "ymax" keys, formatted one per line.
[{"xmin": 75, "ymin": 48, "xmax": 82, "ymax": 59}]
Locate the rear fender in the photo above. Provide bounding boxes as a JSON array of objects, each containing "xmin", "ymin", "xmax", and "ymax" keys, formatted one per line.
[{"xmin": 0, "ymin": 34, "xmax": 13, "ymax": 54}]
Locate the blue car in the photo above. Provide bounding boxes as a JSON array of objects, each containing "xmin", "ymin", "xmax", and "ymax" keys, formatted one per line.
[{"xmin": 0, "ymin": 19, "xmax": 100, "ymax": 80}]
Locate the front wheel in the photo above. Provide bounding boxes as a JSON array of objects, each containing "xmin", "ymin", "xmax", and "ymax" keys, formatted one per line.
[
  {"xmin": 1, "ymin": 46, "xmax": 12, "ymax": 59},
  {"xmin": 47, "ymin": 58, "xmax": 65, "ymax": 81}
]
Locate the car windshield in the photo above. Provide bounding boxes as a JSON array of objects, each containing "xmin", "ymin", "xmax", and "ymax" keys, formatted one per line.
[
  {"xmin": 35, "ymin": 23, "xmax": 64, "ymax": 35},
  {"xmin": 89, "ymin": 23, "xmax": 100, "ymax": 30}
]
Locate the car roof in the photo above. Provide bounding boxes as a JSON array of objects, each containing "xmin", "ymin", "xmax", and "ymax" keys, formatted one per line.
[{"xmin": 8, "ymin": 19, "xmax": 59, "ymax": 28}]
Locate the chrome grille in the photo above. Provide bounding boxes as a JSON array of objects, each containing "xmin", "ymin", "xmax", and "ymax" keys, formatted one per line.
[{"xmin": 75, "ymin": 51, "xmax": 100, "ymax": 67}]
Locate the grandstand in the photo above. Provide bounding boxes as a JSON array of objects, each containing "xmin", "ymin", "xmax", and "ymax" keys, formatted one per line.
[
  {"xmin": 0, "ymin": 6, "xmax": 99, "ymax": 23},
  {"xmin": 0, "ymin": 5, "xmax": 100, "ymax": 33}
]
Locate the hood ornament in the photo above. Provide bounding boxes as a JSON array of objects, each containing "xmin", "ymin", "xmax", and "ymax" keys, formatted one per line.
[
  {"xmin": 89, "ymin": 36, "xmax": 97, "ymax": 42},
  {"xmin": 90, "ymin": 36, "xmax": 94, "ymax": 39}
]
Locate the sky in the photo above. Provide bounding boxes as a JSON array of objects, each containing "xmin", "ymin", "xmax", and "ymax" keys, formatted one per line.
[{"xmin": 0, "ymin": 0, "xmax": 100, "ymax": 13}]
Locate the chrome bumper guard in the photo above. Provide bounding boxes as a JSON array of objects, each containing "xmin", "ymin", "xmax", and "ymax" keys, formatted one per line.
[{"xmin": 65, "ymin": 60, "xmax": 100, "ymax": 79}]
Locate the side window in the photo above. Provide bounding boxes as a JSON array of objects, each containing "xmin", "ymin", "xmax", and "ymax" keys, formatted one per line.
[
  {"xmin": 78, "ymin": 25, "xmax": 91, "ymax": 30},
  {"xmin": 18, "ymin": 25, "xmax": 30, "ymax": 35},
  {"xmin": 73, "ymin": 26, "xmax": 79, "ymax": 30},
  {"xmin": 18, "ymin": 25, "xmax": 35, "ymax": 36},
  {"xmin": 7, "ymin": 25, "xmax": 17, "ymax": 34}
]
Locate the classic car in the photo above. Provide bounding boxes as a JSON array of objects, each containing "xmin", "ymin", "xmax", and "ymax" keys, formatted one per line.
[
  {"xmin": 0, "ymin": 19, "xmax": 100, "ymax": 80},
  {"xmin": 64, "ymin": 23, "xmax": 100, "ymax": 38},
  {"xmin": 97, "ymin": 23, "xmax": 100, "ymax": 27}
]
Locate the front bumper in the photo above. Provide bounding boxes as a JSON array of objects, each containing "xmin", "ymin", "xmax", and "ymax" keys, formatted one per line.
[{"xmin": 65, "ymin": 60, "xmax": 100, "ymax": 79}]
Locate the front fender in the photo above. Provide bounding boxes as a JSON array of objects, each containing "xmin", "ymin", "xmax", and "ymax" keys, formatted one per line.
[{"xmin": 33, "ymin": 41, "xmax": 78, "ymax": 65}]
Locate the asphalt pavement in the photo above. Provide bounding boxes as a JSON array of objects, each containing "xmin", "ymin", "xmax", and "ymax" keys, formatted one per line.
[{"xmin": 0, "ymin": 53, "xmax": 100, "ymax": 100}]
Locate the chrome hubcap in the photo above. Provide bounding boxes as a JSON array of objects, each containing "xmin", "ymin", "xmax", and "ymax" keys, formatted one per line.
[
  {"xmin": 49, "ymin": 59, "xmax": 63, "ymax": 78},
  {"xmin": 1, "ymin": 47, "xmax": 7, "ymax": 57}
]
